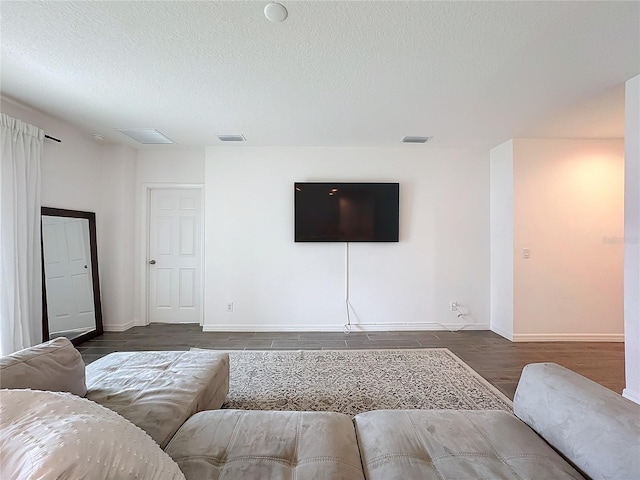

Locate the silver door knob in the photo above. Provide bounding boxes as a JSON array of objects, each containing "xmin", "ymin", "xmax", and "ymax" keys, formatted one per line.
[{"xmin": 149, "ymin": 259, "xmax": 156, "ymax": 265}]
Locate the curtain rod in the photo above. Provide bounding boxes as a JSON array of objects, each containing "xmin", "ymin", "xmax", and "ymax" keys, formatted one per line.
[{"xmin": 44, "ymin": 134, "xmax": 61, "ymax": 143}]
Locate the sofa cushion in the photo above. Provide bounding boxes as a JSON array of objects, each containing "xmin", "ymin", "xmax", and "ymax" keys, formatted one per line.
[
  {"xmin": 85, "ymin": 350, "xmax": 229, "ymax": 448},
  {"xmin": 514, "ymin": 362, "xmax": 640, "ymax": 480},
  {"xmin": 0, "ymin": 337, "xmax": 86, "ymax": 396},
  {"xmin": 0, "ymin": 389, "xmax": 185, "ymax": 480},
  {"xmin": 354, "ymin": 410, "xmax": 585, "ymax": 480},
  {"xmin": 165, "ymin": 409, "xmax": 366, "ymax": 480}
]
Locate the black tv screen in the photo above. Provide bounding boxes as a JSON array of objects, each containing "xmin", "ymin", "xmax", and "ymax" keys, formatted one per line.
[{"xmin": 294, "ymin": 182, "xmax": 399, "ymax": 242}]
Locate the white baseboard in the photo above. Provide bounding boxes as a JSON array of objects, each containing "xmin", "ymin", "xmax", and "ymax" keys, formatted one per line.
[
  {"xmin": 623, "ymin": 388, "xmax": 640, "ymax": 405},
  {"xmin": 133, "ymin": 318, "xmax": 148, "ymax": 327},
  {"xmin": 490, "ymin": 326, "xmax": 513, "ymax": 341},
  {"xmin": 103, "ymin": 320, "xmax": 135, "ymax": 332},
  {"xmin": 512, "ymin": 333, "xmax": 625, "ymax": 342},
  {"xmin": 348, "ymin": 323, "xmax": 490, "ymax": 332},
  {"xmin": 203, "ymin": 323, "xmax": 490, "ymax": 333},
  {"xmin": 203, "ymin": 325, "xmax": 339, "ymax": 332}
]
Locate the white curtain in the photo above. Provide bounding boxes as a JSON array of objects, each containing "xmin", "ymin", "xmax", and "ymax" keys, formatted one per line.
[{"xmin": 0, "ymin": 114, "xmax": 43, "ymax": 355}]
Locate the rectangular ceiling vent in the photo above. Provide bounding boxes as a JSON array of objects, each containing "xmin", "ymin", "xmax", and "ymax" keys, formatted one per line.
[
  {"xmin": 118, "ymin": 128, "xmax": 175, "ymax": 144},
  {"xmin": 218, "ymin": 134, "xmax": 246, "ymax": 142},
  {"xmin": 402, "ymin": 136, "xmax": 432, "ymax": 144}
]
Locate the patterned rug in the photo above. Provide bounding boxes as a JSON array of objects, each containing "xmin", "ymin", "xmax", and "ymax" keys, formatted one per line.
[{"xmin": 200, "ymin": 348, "xmax": 513, "ymax": 415}]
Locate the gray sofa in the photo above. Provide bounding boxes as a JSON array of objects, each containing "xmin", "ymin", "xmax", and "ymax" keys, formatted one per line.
[
  {"xmin": 164, "ymin": 362, "xmax": 640, "ymax": 480},
  {"xmin": 0, "ymin": 337, "xmax": 230, "ymax": 449},
  {"xmin": 1, "ymin": 337, "xmax": 639, "ymax": 480}
]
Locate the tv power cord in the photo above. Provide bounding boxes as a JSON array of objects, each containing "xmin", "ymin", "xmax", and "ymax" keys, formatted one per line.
[{"xmin": 436, "ymin": 303, "xmax": 469, "ymax": 332}]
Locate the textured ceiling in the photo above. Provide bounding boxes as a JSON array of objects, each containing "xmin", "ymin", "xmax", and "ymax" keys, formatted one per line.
[{"xmin": 1, "ymin": 1, "xmax": 638, "ymax": 149}]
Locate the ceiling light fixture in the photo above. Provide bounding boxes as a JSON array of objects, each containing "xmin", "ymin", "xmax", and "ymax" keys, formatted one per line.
[
  {"xmin": 218, "ymin": 134, "xmax": 246, "ymax": 142},
  {"xmin": 264, "ymin": 3, "xmax": 288, "ymax": 23},
  {"xmin": 402, "ymin": 136, "xmax": 432, "ymax": 144},
  {"xmin": 118, "ymin": 128, "xmax": 175, "ymax": 144}
]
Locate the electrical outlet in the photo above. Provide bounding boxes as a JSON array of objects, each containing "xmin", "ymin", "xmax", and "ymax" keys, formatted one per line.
[
  {"xmin": 226, "ymin": 302, "xmax": 234, "ymax": 312},
  {"xmin": 450, "ymin": 301, "xmax": 458, "ymax": 311}
]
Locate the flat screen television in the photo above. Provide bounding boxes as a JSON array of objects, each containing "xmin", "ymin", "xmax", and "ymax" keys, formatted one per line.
[{"xmin": 294, "ymin": 182, "xmax": 399, "ymax": 242}]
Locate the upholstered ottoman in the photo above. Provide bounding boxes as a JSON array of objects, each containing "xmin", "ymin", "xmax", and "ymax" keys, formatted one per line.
[
  {"xmin": 354, "ymin": 409, "xmax": 585, "ymax": 480},
  {"xmin": 165, "ymin": 409, "xmax": 366, "ymax": 480},
  {"xmin": 86, "ymin": 350, "xmax": 229, "ymax": 448}
]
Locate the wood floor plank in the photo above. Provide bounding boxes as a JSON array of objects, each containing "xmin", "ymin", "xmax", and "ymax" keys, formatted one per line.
[{"xmin": 76, "ymin": 324, "xmax": 625, "ymax": 399}]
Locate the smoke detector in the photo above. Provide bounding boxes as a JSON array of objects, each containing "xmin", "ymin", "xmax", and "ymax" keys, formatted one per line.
[{"xmin": 264, "ymin": 3, "xmax": 288, "ymax": 23}]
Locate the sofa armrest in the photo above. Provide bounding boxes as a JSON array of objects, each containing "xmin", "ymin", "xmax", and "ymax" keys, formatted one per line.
[
  {"xmin": 0, "ymin": 337, "xmax": 86, "ymax": 396},
  {"xmin": 514, "ymin": 362, "xmax": 640, "ymax": 480}
]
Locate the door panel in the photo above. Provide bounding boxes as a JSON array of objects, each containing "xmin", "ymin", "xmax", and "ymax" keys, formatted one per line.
[
  {"xmin": 148, "ymin": 188, "xmax": 202, "ymax": 323},
  {"xmin": 180, "ymin": 217, "xmax": 195, "ymax": 255},
  {"xmin": 179, "ymin": 269, "xmax": 196, "ymax": 307}
]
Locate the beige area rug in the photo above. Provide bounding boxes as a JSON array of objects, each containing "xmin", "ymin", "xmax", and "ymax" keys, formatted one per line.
[{"xmin": 194, "ymin": 348, "xmax": 513, "ymax": 415}]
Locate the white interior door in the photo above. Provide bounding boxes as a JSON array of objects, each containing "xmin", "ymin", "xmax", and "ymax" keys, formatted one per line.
[
  {"xmin": 148, "ymin": 188, "xmax": 202, "ymax": 323},
  {"xmin": 42, "ymin": 217, "xmax": 95, "ymax": 334}
]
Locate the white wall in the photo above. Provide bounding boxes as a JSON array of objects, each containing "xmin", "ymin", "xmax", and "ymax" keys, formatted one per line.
[
  {"xmin": 133, "ymin": 149, "xmax": 205, "ymax": 325},
  {"xmin": 490, "ymin": 136, "xmax": 625, "ymax": 342},
  {"xmin": 489, "ymin": 140, "xmax": 514, "ymax": 340},
  {"xmin": 513, "ymin": 139, "xmax": 624, "ymax": 341},
  {"xmin": 1, "ymin": 97, "xmax": 104, "ymax": 213},
  {"xmin": 4, "ymin": 94, "xmax": 629, "ymax": 347},
  {"xmin": 624, "ymin": 75, "xmax": 640, "ymax": 403},
  {"xmin": 136, "ymin": 149, "xmax": 205, "ymax": 185},
  {"xmin": 0, "ymin": 97, "xmax": 136, "ymax": 331},
  {"xmin": 203, "ymin": 146, "xmax": 489, "ymax": 331},
  {"xmin": 99, "ymin": 145, "xmax": 136, "ymax": 331}
]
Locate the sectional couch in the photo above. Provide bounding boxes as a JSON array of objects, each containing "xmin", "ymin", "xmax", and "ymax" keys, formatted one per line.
[{"xmin": 1, "ymin": 337, "xmax": 638, "ymax": 479}]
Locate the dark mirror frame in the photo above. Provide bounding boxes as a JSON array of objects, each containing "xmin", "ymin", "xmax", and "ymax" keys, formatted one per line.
[{"xmin": 41, "ymin": 207, "xmax": 104, "ymax": 345}]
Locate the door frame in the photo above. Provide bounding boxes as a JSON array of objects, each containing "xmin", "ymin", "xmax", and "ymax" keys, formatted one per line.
[{"xmin": 138, "ymin": 183, "xmax": 205, "ymax": 326}]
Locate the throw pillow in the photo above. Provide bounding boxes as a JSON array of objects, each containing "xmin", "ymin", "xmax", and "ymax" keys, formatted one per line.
[
  {"xmin": 0, "ymin": 389, "xmax": 185, "ymax": 480},
  {"xmin": 0, "ymin": 337, "xmax": 87, "ymax": 396}
]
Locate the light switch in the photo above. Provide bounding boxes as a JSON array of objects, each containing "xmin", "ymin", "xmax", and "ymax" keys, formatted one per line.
[{"xmin": 523, "ymin": 248, "xmax": 531, "ymax": 259}]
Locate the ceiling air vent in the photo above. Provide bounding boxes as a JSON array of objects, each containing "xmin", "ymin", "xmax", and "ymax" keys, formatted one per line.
[
  {"xmin": 402, "ymin": 136, "xmax": 431, "ymax": 144},
  {"xmin": 218, "ymin": 134, "xmax": 246, "ymax": 142},
  {"xmin": 118, "ymin": 128, "xmax": 175, "ymax": 144}
]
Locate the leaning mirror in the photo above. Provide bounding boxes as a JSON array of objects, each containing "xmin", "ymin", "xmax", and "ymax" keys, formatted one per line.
[{"xmin": 41, "ymin": 207, "xmax": 103, "ymax": 345}]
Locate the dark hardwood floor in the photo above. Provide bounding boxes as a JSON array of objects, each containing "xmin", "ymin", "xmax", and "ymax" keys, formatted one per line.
[{"xmin": 76, "ymin": 324, "xmax": 625, "ymax": 400}]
